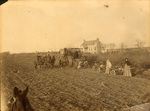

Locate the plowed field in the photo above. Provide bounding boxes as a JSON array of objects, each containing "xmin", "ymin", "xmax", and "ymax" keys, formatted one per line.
[{"xmin": 1, "ymin": 54, "xmax": 150, "ymax": 111}]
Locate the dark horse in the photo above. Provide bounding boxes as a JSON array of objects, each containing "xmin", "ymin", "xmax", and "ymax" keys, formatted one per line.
[{"xmin": 10, "ymin": 86, "xmax": 34, "ymax": 111}]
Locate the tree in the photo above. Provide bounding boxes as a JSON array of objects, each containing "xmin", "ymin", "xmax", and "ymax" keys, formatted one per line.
[
  {"xmin": 109, "ymin": 43, "xmax": 116, "ymax": 52},
  {"xmin": 135, "ymin": 40, "xmax": 145, "ymax": 49},
  {"xmin": 101, "ymin": 44, "xmax": 107, "ymax": 52},
  {"xmin": 101, "ymin": 43, "xmax": 116, "ymax": 53},
  {"xmin": 120, "ymin": 42, "xmax": 126, "ymax": 52}
]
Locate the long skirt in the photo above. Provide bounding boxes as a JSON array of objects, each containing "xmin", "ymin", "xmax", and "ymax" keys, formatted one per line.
[
  {"xmin": 123, "ymin": 64, "xmax": 132, "ymax": 77},
  {"xmin": 105, "ymin": 67, "xmax": 110, "ymax": 74}
]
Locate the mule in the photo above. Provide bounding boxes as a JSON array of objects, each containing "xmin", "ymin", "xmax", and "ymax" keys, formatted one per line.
[{"xmin": 10, "ymin": 86, "xmax": 34, "ymax": 111}]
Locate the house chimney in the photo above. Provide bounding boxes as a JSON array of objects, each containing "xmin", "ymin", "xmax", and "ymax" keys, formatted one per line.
[{"xmin": 97, "ymin": 38, "xmax": 99, "ymax": 41}]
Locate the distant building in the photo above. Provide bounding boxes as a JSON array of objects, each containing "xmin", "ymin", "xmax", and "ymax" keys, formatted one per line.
[{"xmin": 81, "ymin": 38, "xmax": 102, "ymax": 54}]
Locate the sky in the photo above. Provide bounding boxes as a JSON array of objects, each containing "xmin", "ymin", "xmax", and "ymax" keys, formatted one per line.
[{"xmin": 1, "ymin": 0, "xmax": 150, "ymax": 53}]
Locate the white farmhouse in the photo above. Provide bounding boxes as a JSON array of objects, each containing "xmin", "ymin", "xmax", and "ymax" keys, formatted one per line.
[{"xmin": 81, "ymin": 38, "xmax": 102, "ymax": 54}]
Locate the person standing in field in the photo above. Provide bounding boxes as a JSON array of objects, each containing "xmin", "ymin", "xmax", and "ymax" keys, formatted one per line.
[
  {"xmin": 51, "ymin": 56, "xmax": 56, "ymax": 66},
  {"xmin": 123, "ymin": 58, "xmax": 132, "ymax": 77},
  {"xmin": 47, "ymin": 51, "xmax": 51, "ymax": 63},
  {"xmin": 98, "ymin": 62, "xmax": 104, "ymax": 73},
  {"xmin": 77, "ymin": 60, "xmax": 82, "ymax": 69},
  {"xmin": 37, "ymin": 53, "xmax": 41, "ymax": 61},
  {"xmin": 105, "ymin": 59, "xmax": 112, "ymax": 74}
]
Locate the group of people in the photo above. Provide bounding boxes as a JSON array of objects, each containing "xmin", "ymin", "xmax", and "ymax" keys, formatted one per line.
[
  {"xmin": 75, "ymin": 58, "xmax": 132, "ymax": 77},
  {"xmin": 36, "ymin": 52, "xmax": 132, "ymax": 77},
  {"xmin": 37, "ymin": 52, "xmax": 56, "ymax": 67},
  {"xmin": 105, "ymin": 58, "xmax": 132, "ymax": 77},
  {"xmin": 77, "ymin": 60, "xmax": 88, "ymax": 69}
]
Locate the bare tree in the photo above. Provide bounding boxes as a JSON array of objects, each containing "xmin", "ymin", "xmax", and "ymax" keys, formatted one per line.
[
  {"xmin": 135, "ymin": 40, "xmax": 145, "ymax": 49},
  {"xmin": 110, "ymin": 43, "xmax": 116, "ymax": 50},
  {"xmin": 101, "ymin": 44, "xmax": 107, "ymax": 52},
  {"xmin": 102, "ymin": 43, "xmax": 116, "ymax": 53},
  {"xmin": 109, "ymin": 43, "xmax": 116, "ymax": 52},
  {"xmin": 120, "ymin": 42, "xmax": 126, "ymax": 52}
]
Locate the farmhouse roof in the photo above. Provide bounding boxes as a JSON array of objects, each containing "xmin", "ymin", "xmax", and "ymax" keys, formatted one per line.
[{"xmin": 81, "ymin": 40, "xmax": 98, "ymax": 48}]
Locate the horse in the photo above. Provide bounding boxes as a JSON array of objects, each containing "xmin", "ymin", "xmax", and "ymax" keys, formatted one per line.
[
  {"xmin": 34, "ymin": 56, "xmax": 52, "ymax": 70},
  {"xmin": 9, "ymin": 86, "xmax": 34, "ymax": 111}
]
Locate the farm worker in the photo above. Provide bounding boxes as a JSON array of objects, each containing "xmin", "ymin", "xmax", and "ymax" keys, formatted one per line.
[
  {"xmin": 98, "ymin": 62, "xmax": 104, "ymax": 73},
  {"xmin": 110, "ymin": 70, "xmax": 116, "ymax": 75},
  {"xmin": 77, "ymin": 61, "xmax": 82, "ymax": 69},
  {"xmin": 105, "ymin": 59, "xmax": 112, "ymax": 74},
  {"xmin": 37, "ymin": 53, "xmax": 41, "ymax": 61},
  {"xmin": 48, "ymin": 55, "xmax": 51, "ymax": 61},
  {"xmin": 93, "ymin": 62, "xmax": 98, "ymax": 70},
  {"xmin": 51, "ymin": 56, "xmax": 56, "ymax": 66},
  {"xmin": 47, "ymin": 52, "xmax": 51, "ymax": 63},
  {"xmin": 123, "ymin": 58, "xmax": 132, "ymax": 77},
  {"xmin": 47, "ymin": 51, "xmax": 50, "ymax": 56},
  {"xmin": 74, "ymin": 59, "xmax": 79, "ymax": 69},
  {"xmin": 83, "ymin": 61, "xmax": 88, "ymax": 68},
  {"xmin": 74, "ymin": 51, "xmax": 79, "ymax": 59}
]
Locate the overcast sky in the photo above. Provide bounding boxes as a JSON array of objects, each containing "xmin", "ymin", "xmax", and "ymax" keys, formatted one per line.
[{"xmin": 1, "ymin": 0, "xmax": 150, "ymax": 53}]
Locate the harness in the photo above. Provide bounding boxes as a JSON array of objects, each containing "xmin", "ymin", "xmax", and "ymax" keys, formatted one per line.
[
  {"xmin": 12, "ymin": 97, "xmax": 17, "ymax": 104},
  {"xmin": 11, "ymin": 97, "xmax": 17, "ymax": 111}
]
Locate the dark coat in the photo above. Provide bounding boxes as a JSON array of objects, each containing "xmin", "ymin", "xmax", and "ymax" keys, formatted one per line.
[{"xmin": 125, "ymin": 61, "xmax": 131, "ymax": 66}]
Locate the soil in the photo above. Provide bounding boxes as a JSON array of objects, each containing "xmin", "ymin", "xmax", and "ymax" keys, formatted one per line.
[{"xmin": 1, "ymin": 54, "xmax": 150, "ymax": 111}]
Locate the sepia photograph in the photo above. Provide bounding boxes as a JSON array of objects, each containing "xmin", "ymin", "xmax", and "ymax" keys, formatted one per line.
[{"xmin": 0, "ymin": 0, "xmax": 150, "ymax": 111}]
